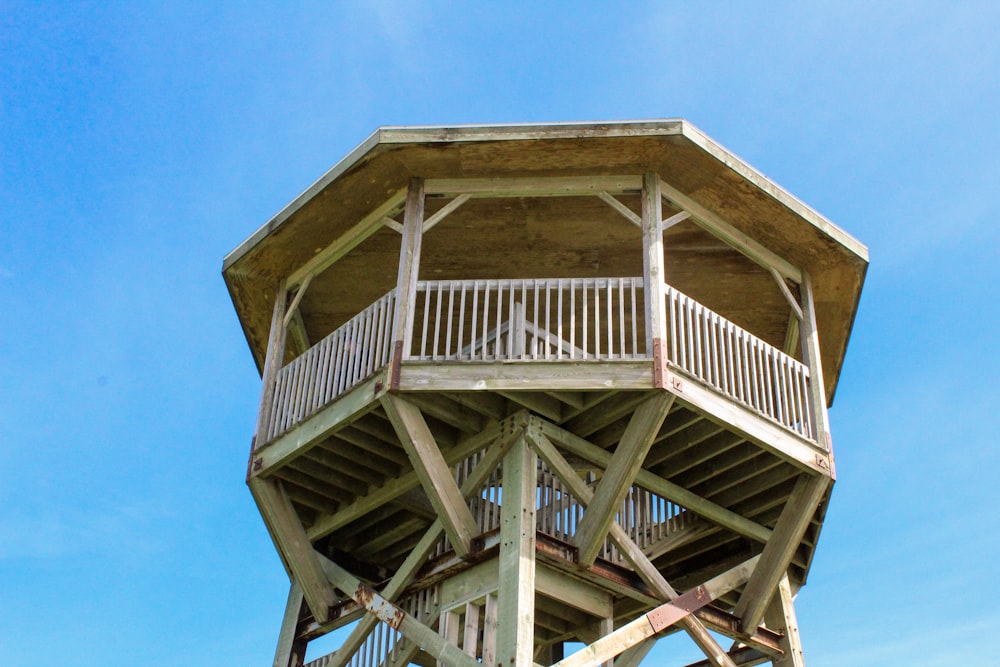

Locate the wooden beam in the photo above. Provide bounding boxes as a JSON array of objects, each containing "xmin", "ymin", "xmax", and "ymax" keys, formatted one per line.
[
  {"xmin": 250, "ymin": 477, "xmax": 337, "ymax": 624},
  {"xmin": 526, "ymin": 429, "xmax": 737, "ymax": 667},
  {"xmin": 734, "ymin": 474, "xmax": 829, "ymax": 630},
  {"xmin": 497, "ymin": 435, "xmax": 537, "ymax": 667},
  {"xmin": 424, "ymin": 175, "xmax": 642, "ymax": 197},
  {"xmin": 397, "ymin": 360, "xmax": 654, "ymax": 392},
  {"xmin": 658, "ymin": 178, "xmax": 801, "ymax": 284},
  {"xmin": 769, "ymin": 268, "xmax": 803, "ymax": 321},
  {"xmin": 764, "ymin": 574, "xmax": 806, "ymax": 667},
  {"xmin": 282, "ymin": 273, "xmax": 314, "ymax": 328},
  {"xmin": 535, "ymin": 418, "xmax": 773, "ymax": 544},
  {"xmin": 575, "ymin": 393, "xmax": 674, "ymax": 566},
  {"xmin": 286, "ymin": 188, "xmax": 408, "ymax": 289},
  {"xmin": 381, "ymin": 216, "xmax": 404, "ymax": 233},
  {"xmin": 273, "ymin": 582, "xmax": 307, "ymax": 667},
  {"xmin": 391, "ymin": 178, "xmax": 426, "ymax": 375},
  {"xmin": 799, "ymin": 271, "xmax": 832, "ymax": 453},
  {"xmin": 422, "ymin": 193, "xmax": 471, "ymax": 233},
  {"xmin": 614, "ymin": 638, "xmax": 657, "ymax": 667},
  {"xmin": 305, "ymin": 421, "xmax": 503, "ymax": 540},
  {"xmin": 317, "ymin": 555, "xmax": 481, "ymax": 667},
  {"xmin": 254, "ymin": 282, "xmax": 289, "ymax": 452},
  {"xmin": 661, "ymin": 210, "xmax": 691, "ymax": 232},
  {"xmin": 596, "ymin": 191, "xmax": 642, "ymax": 227},
  {"xmin": 550, "ymin": 557, "xmax": 758, "ymax": 667},
  {"xmin": 642, "ymin": 173, "xmax": 669, "ymax": 373},
  {"xmin": 782, "ymin": 314, "xmax": 800, "ymax": 357},
  {"xmin": 380, "ymin": 394, "xmax": 478, "ymax": 557}
]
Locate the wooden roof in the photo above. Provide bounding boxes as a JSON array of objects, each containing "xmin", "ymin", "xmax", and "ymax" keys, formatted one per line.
[{"xmin": 223, "ymin": 120, "xmax": 868, "ymax": 403}]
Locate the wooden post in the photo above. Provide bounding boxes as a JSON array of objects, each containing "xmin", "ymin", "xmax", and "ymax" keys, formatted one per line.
[
  {"xmin": 253, "ymin": 282, "xmax": 289, "ymax": 451},
  {"xmin": 799, "ymin": 271, "xmax": 831, "ymax": 451},
  {"xmin": 390, "ymin": 178, "xmax": 426, "ymax": 388},
  {"xmin": 497, "ymin": 434, "xmax": 537, "ymax": 667},
  {"xmin": 641, "ymin": 172, "xmax": 668, "ymax": 387},
  {"xmin": 272, "ymin": 582, "xmax": 307, "ymax": 667},
  {"xmin": 764, "ymin": 574, "xmax": 806, "ymax": 667}
]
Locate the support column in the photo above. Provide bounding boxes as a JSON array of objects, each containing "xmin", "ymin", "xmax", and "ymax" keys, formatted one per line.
[
  {"xmin": 253, "ymin": 281, "xmax": 288, "ymax": 451},
  {"xmin": 641, "ymin": 172, "xmax": 669, "ymax": 387},
  {"xmin": 390, "ymin": 177, "xmax": 425, "ymax": 388},
  {"xmin": 799, "ymin": 271, "xmax": 831, "ymax": 453},
  {"xmin": 272, "ymin": 582, "xmax": 307, "ymax": 667},
  {"xmin": 497, "ymin": 435, "xmax": 537, "ymax": 667},
  {"xmin": 764, "ymin": 575, "xmax": 806, "ymax": 667}
]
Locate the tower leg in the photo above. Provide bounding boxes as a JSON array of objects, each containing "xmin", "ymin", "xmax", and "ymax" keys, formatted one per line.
[
  {"xmin": 273, "ymin": 582, "xmax": 308, "ymax": 667},
  {"xmin": 765, "ymin": 574, "xmax": 805, "ymax": 667},
  {"xmin": 497, "ymin": 435, "xmax": 537, "ymax": 667}
]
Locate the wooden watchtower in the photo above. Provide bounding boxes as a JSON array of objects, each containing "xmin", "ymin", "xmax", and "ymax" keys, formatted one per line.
[{"xmin": 224, "ymin": 120, "xmax": 867, "ymax": 667}]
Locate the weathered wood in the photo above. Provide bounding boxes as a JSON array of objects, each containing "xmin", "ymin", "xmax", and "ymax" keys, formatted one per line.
[
  {"xmin": 250, "ymin": 477, "xmax": 337, "ymax": 623},
  {"xmin": 535, "ymin": 564, "xmax": 612, "ymax": 618},
  {"xmin": 550, "ymin": 557, "xmax": 758, "ymax": 667},
  {"xmin": 380, "ymin": 394, "xmax": 479, "ymax": 557},
  {"xmin": 254, "ymin": 283, "xmax": 289, "ymax": 451},
  {"xmin": 764, "ymin": 574, "xmax": 805, "ymax": 667},
  {"xmin": 535, "ymin": 418, "xmax": 773, "ymax": 544},
  {"xmin": 799, "ymin": 271, "xmax": 832, "ymax": 453},
  {"xmin": 497, "ymin": 435, "xmax": 537, "ymax": 667},
  {"xmin": 769, "ymin": 268, "xmax": 803, "ymax": 322},
  {"xmin": 662, "ymin": 209, "xmax": 691, "ymax": 231},
  {"xmin": 658, "ymin": 178, "xmax": 801, "ymax": 284},
  {"xmin": 424, "ymin": 175, "xmax": 642, "ymax": 197},
  {"xmin": 527, "ymin": 429, "xmax": 737, "ymax": 667},
  {"xmin": 317, "ymin": 555, "xmax": 481, "ymax": 667},
  {"xmin": 305, "ymin": 421, "xmax": 503, "ymax": 540},
  {"xmin": 642, "ymin": 173, "xmax": 669, "ymax": 368},
  {"xmin": 575, "ymin": 393, "xmax": 674, "ymax": 566},
  {"xmin": 392, "ymin": 178, "xmax": 426, "ymax": 367},
  {"xmin": 734, "ymin": 474, "xmax": 829, "ymax": 630},
  {"xmin": 398, "ymin": 360, "xmax": 655, "ymax": 392},
  {"xmin": 273, "ymin": 582, "xmax": 307, "ymax": 667},
  {"xmin": 615, "ymin": 638, "xmax": 657, "ymax": 667},
  {"xmin": 423, "ymin": 193, "xmax": 471, "ymax": 233},
  {"xmin": 286, "ymin": 188, "xmax": 408, "ymax": 290},
  {"xmin": 596, "ymin": 191, "xmax": 642, "ymax": 227}
]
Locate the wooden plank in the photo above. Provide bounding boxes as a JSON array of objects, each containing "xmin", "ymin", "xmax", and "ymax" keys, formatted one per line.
[
  {"xmin": 658, "ymin": 177, "xmax": 802, "ymax": 284},
  {"xmin": 575, "ymin": 393, "xmax": 674, "ymax": 566},
  {"xmin": 733, "ymin": 474, "xmax": 829, "ymax": 630},
  {"xmin": 424, "ymin": 175, "xmax": 642, "ymax": 197},
  {"xmin": 764, "ymin": 574, "xmax": 805, "ymax": 667},
  {"xmin": 272, "ymin": 582, "xmax": 308, "ymax": 667},
  {"xmin": 497, "ymin": 435, "xmax": 537, "ymax": 667},
  {"xmin": 249, "ymin": 477, "xmax": 337, "ymax": 624},
  {"xmin": 661, "ymin": 210, "xmax": 691, "ymax": 231},
  {"xmin": 397, "ymin": 360, "xmax": 655, "ymax": 392},
  {"xmin": 286, "ymin": 188, "xmax": 408, "ymax": 290},
  {"xmin": 769, "ymin": 268, "xmax": 803, "ymax": 321},
  {"xmin": 317, "ymin": 555, "xmax": 481, "ymax": 667},
  {"xmin": 380, "ymin": 394, "xmax": 478, "ymax": 557},
  {"xmin": 615, "ymin": 638, "xmax": 657, "ymax": 667}
]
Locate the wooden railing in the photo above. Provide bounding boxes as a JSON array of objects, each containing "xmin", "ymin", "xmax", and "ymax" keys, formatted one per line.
[
  {"xmin": 262, "ymin": 277, "xmax": 816, "ymax": 444},
  {"xmin": 265, "ymin": 289, "xmax": 397, "ymax": 442},
  {"xmin": 665, "ymin": 286, "xmax": 814, "ymax": 440},
  {"xmin": 409, "ymin": 277, "xmax": 647, "ymax": 362}
]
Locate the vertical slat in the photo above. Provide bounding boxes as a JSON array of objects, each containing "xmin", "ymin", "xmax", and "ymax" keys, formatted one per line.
[
  {"xmin": 432, "ymin": 282, "xmax": 443, "ymax": 360},
  {"xmin": 582, "ymin": 280, "xmax": 589, "ymax": 359},
  {"xmin": 630, "ymin": 278, "xmax": 638, "ymax": 358},
  {"xmin": 481, "ymin": 280, "xmax": 491, "ymax": 360},
  {"xmin": 570, "ymin": 279, "xmax": 577, "ymax": 360},
  {"xmin": 594, "ymin": 281, "xmax": 601, "ymax": 359},
  {"xmin": 445, "ymin": 282, "xmax": 456, "ymax": 359},
  {"xmin": 470, "ymin": 281, "xmax": 479, "ymax": 360},
  {"xmin": 557, "ymin": 279, "xmax": 564, "ymax": 360},
  {"xmin": 457, "ymin": 283, "xmax": 467, "ymax": 360}
]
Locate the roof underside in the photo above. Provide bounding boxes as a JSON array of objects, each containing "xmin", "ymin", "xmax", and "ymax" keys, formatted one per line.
[{"xmin": 223, "ymin": 120, "xmax": 868, "ymax": 402}]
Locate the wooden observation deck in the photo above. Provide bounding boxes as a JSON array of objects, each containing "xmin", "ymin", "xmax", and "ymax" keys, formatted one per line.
[{"xmin": 224, "ymin": 120, "xmax": 868, "ymax": 667}]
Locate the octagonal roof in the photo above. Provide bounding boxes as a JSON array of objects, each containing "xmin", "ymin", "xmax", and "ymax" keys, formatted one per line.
[{"xmin": 223, "ymin": 119, "xmax": 867, "ymax": 403}]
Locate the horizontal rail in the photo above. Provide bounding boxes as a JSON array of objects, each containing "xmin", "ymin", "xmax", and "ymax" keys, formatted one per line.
[
  {"xmin": 665, "ymin": 286, "xmax": 814, "ymax": 440},
  {"xmin": 266, "ymin": 289, "xmax": 397, "ymax": 442},
  {"xmin": 409, "ymin": 277, "xmax": 647, "ymax": 362}
]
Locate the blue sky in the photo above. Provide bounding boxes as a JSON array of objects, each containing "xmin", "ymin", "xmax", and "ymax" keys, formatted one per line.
[{"xmin": 2, "ymin": 2, "xmax": 998, "ymax": 665}]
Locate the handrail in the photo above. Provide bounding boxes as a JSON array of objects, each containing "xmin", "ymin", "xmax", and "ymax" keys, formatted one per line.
[
  {"xmin": 265, "ymin": 288, "xmax": 397, "ymax": 442},
  {"xmin": 665, "ymin": 286, "xmax": 814, "ymax": 440},
  {"xmin": 409, "ymin": 277, "xmax": 647, "ymax": 362}
]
